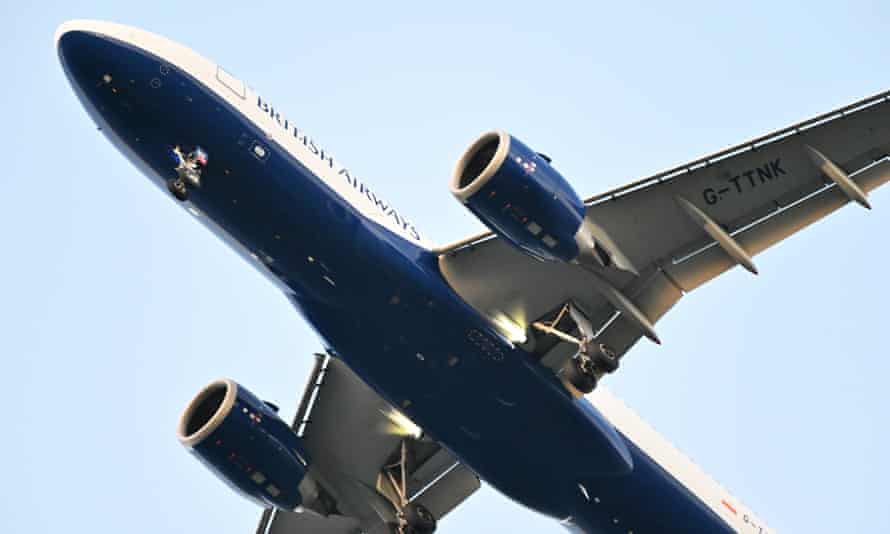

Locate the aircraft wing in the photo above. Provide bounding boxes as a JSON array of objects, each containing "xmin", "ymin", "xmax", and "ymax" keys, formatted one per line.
[
  {"xmin": 440, "ymin": 89, "xmax": 890, "ymax": 364},
  {"xmin": 254, "ymin": 354, "xmax": 480, "ymax": 534},
  {"xmin": 587, "ymin": 386, "xmax": 773, "ymax": 533},
  {"xmin": 255, "ymin": 508, "xmax": 364, "ymax": 534}
]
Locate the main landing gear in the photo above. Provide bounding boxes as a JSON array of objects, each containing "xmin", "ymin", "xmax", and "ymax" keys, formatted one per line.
[
  {"xmin": 397, "ymin": 502, "xmax": 436, "ymax": 534},
  {"xmin": 562, "ymin": 341, "xmax": 619, "ymax": 394},
  {"xmin": 380, "ymin": 440, "xmax": 437, "ymax": 534},
  {"xmin": 532, "ymin": 302, "xmax": 620, "ymax": 394}
]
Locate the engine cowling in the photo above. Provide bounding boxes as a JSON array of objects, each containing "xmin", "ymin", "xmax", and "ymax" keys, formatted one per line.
[
  {"xmin": 177, "ymin": 379, "xmax": 315, "ymax": 511},
  {"xmin": 452, "ymin": 130, "xmax": 604, "ymax": 265}
]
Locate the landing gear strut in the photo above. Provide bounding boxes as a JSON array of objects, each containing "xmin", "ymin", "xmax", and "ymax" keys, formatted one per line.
[{"xmin": 382, "ymin": 440, "xmax": 437, "ymax": 534}]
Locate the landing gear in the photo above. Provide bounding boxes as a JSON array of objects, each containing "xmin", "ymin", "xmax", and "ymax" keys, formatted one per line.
[
  {"xmin": 382, "ymin": 440, "xmax": 438, "ymax": 534},
  {"xmin": 589, "ymin": 342, "xmax": 619, "ymax": 373},
  {"xmin": 563, "ymin": 354, "xmax": 598, "ymax": 394},
  {"xmin": 167, "ymin": 177, "xmax": 188, "ymax": 201},
  {"xmin": 167, "ymin": 145, "xmax": 208, "ymax": 202},
  {"xmin": 400, "ymin": 502, "xmax": 436, "ymax": 534},
  {"xmin": 533, "ymin": 302, "xmax": 621, "ymax": 394},
  {"xmin": 561, "ymin": 343, "xmax": 619, "ymax": 394}
]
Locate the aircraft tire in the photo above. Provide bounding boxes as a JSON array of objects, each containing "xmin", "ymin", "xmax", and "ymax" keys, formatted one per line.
[
  {"xmin": 563, "ymin": 358, "xmax": 597, "ymax": 394},
  {"xmin": 592, "ymin": 343, "xmax": 619, "ymax": 374},
  {"xmin": 403, "ymin": 502, "xmax": 436, "ymax": 534},
  {"xmin": 167, "ymin": 178, "xmax": 188, "ymax": 201}
]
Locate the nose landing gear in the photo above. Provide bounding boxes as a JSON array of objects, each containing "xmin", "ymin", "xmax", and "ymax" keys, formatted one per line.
[
  {"xmin": 167, "ymin": 145, "xmax": 208, "ymax": 202},
  {"xmin": 167, "ymin": 177, "xmax": 189, "ymax": 201}
]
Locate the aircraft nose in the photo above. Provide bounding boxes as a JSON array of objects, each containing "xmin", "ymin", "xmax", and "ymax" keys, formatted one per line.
[
  {"xmin": 55, "ymin": 21, "xmax": 164, "ymax": 140},
  {"xmin": 56, "ymin": 25, "xmax": 124, "ymax": 90}
]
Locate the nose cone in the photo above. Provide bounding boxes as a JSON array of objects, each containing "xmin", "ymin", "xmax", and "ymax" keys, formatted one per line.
[
  {"xmin": 55, "ymin": 20, "xmax": 173, "ymax": 144},
  {"xmin": 57, "ymin": 30, "xmax": 96, "ymax": 80},
  {"xmin": 54, "ymin": 20, "xmax": 178, "ymax": 193},
  {"xmin": 56, "ymin": 22, "xmax": 127, "ymax": 91}
]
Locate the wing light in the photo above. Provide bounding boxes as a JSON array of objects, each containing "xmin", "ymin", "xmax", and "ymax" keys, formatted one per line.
[
  {"xmin": 491, "ymin": 312, "xmax": 527, "ymax": 344},
  {"xmin": 380, "ymin": 408, "xmax": 423, "ymax": 439}
]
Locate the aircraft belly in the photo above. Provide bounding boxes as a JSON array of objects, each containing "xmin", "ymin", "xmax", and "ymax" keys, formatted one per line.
[{"xmin": 58, "ymin": 29, "xmax": 734, "ymax": 533}]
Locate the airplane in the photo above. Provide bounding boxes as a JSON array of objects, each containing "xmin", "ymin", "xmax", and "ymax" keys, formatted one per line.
[{"xmin": 54, "ymin": 18, "xmax": 890, "ymax": 534}]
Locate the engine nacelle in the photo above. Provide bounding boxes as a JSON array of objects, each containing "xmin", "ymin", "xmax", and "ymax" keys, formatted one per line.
[
  {"xmin": 452, "ymin": 130, "xmax": 604, "ymax": 265},
  {"xmin": 177, "ymin": 379, "xmax": 315, "ymax": 511}
]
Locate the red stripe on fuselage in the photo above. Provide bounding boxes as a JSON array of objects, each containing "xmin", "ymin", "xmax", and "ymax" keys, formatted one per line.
[{"xmin": 721, "ymin": 499, "xmax": 738, "ymax": 515}]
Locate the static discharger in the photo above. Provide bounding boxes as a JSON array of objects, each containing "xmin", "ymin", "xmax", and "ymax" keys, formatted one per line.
[
  {"xmin": 675, "ymin": 196, "xmax": 759, "ymax": 276},
  {"xmin": 804, "ymin": 145, "xmax": 872, "ymax": 210}
]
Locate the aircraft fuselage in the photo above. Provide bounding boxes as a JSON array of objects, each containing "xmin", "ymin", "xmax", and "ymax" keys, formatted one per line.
[{"xmin": 57, "ymin": 21, "xmax": 738, "ymax": 534}]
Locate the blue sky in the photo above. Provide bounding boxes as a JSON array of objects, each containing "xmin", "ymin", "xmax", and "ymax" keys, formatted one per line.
[{"xmin": 2, "ymin": 1, "xmax": 890, "ymax": 532}]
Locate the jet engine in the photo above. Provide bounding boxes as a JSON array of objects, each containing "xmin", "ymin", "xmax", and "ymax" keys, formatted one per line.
[
  {"xmin": 451, "ymin": 131, "xmax": 619, "ymax": 269},
  {"xmin": 177, "ymin": 379, "xmax": 320, "ymax": 511}
]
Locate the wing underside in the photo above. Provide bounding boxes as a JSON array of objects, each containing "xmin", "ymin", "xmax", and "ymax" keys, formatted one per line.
[
  {"xmin": 255, "ymin": 355, "xmax": 480, "ymax": 534},
  {"xmin": 440, "ymin": 89, "xmax": 890, "ymax": 370},
  {"xmin": 263, "ymin": 91, "xmax": 890, "ymax": 534}
]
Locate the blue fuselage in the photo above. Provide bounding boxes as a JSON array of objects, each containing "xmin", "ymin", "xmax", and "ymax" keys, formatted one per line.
[{"xmin": 58, "ymin": 30, "xmax": 735, "ymax": 534}]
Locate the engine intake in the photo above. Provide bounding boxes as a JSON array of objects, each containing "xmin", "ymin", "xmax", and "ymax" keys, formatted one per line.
[
  {"xmin": 178, "ymin": 379, "xmax": 316, "ymax": 511},
  {"xmin": 452, "ymin": 130, "xmax": 593, "ymax": 264}
]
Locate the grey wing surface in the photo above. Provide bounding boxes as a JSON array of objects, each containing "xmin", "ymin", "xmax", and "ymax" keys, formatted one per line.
[
  {"xmin": 256, "ymin": 508, "xmax": 364, "ymax": 534},
  {"xmin": 440, "ymin": 90, "xmax": 890, "ymax": 368},
  {"xmin": 255, "ymin": 355, "xmax": 480, "ymax": 534}
]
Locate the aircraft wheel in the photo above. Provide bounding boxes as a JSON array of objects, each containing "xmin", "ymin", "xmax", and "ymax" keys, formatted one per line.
[
  {"xmin": 403, "ymin": 502, "xmax": 436, "ymax": 534},
  {"xmin": 592, "ymin": 343, "xmax": 619, "ymax": 374},
  {"xmin": 563, "ymin": 357, "xmax": 597, "ymax": 394},
  {"xmin": 167, "ymin": 178, "xmax": 188, "ymax": 201}
]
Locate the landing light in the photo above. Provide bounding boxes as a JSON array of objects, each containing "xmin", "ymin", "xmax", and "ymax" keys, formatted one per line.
[
  {"xmin": 380, "ymin": 408, "xmax": 423, "ymax": 439},
  {"xmin": 492, "ymin": 313, "xmax": 527, "ymax": 344}
]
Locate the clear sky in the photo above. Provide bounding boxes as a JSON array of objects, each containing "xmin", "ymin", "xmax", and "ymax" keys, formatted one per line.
[{"xmin": 2, "ymin": 1, "xmax": 889, "ymax": 533}]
